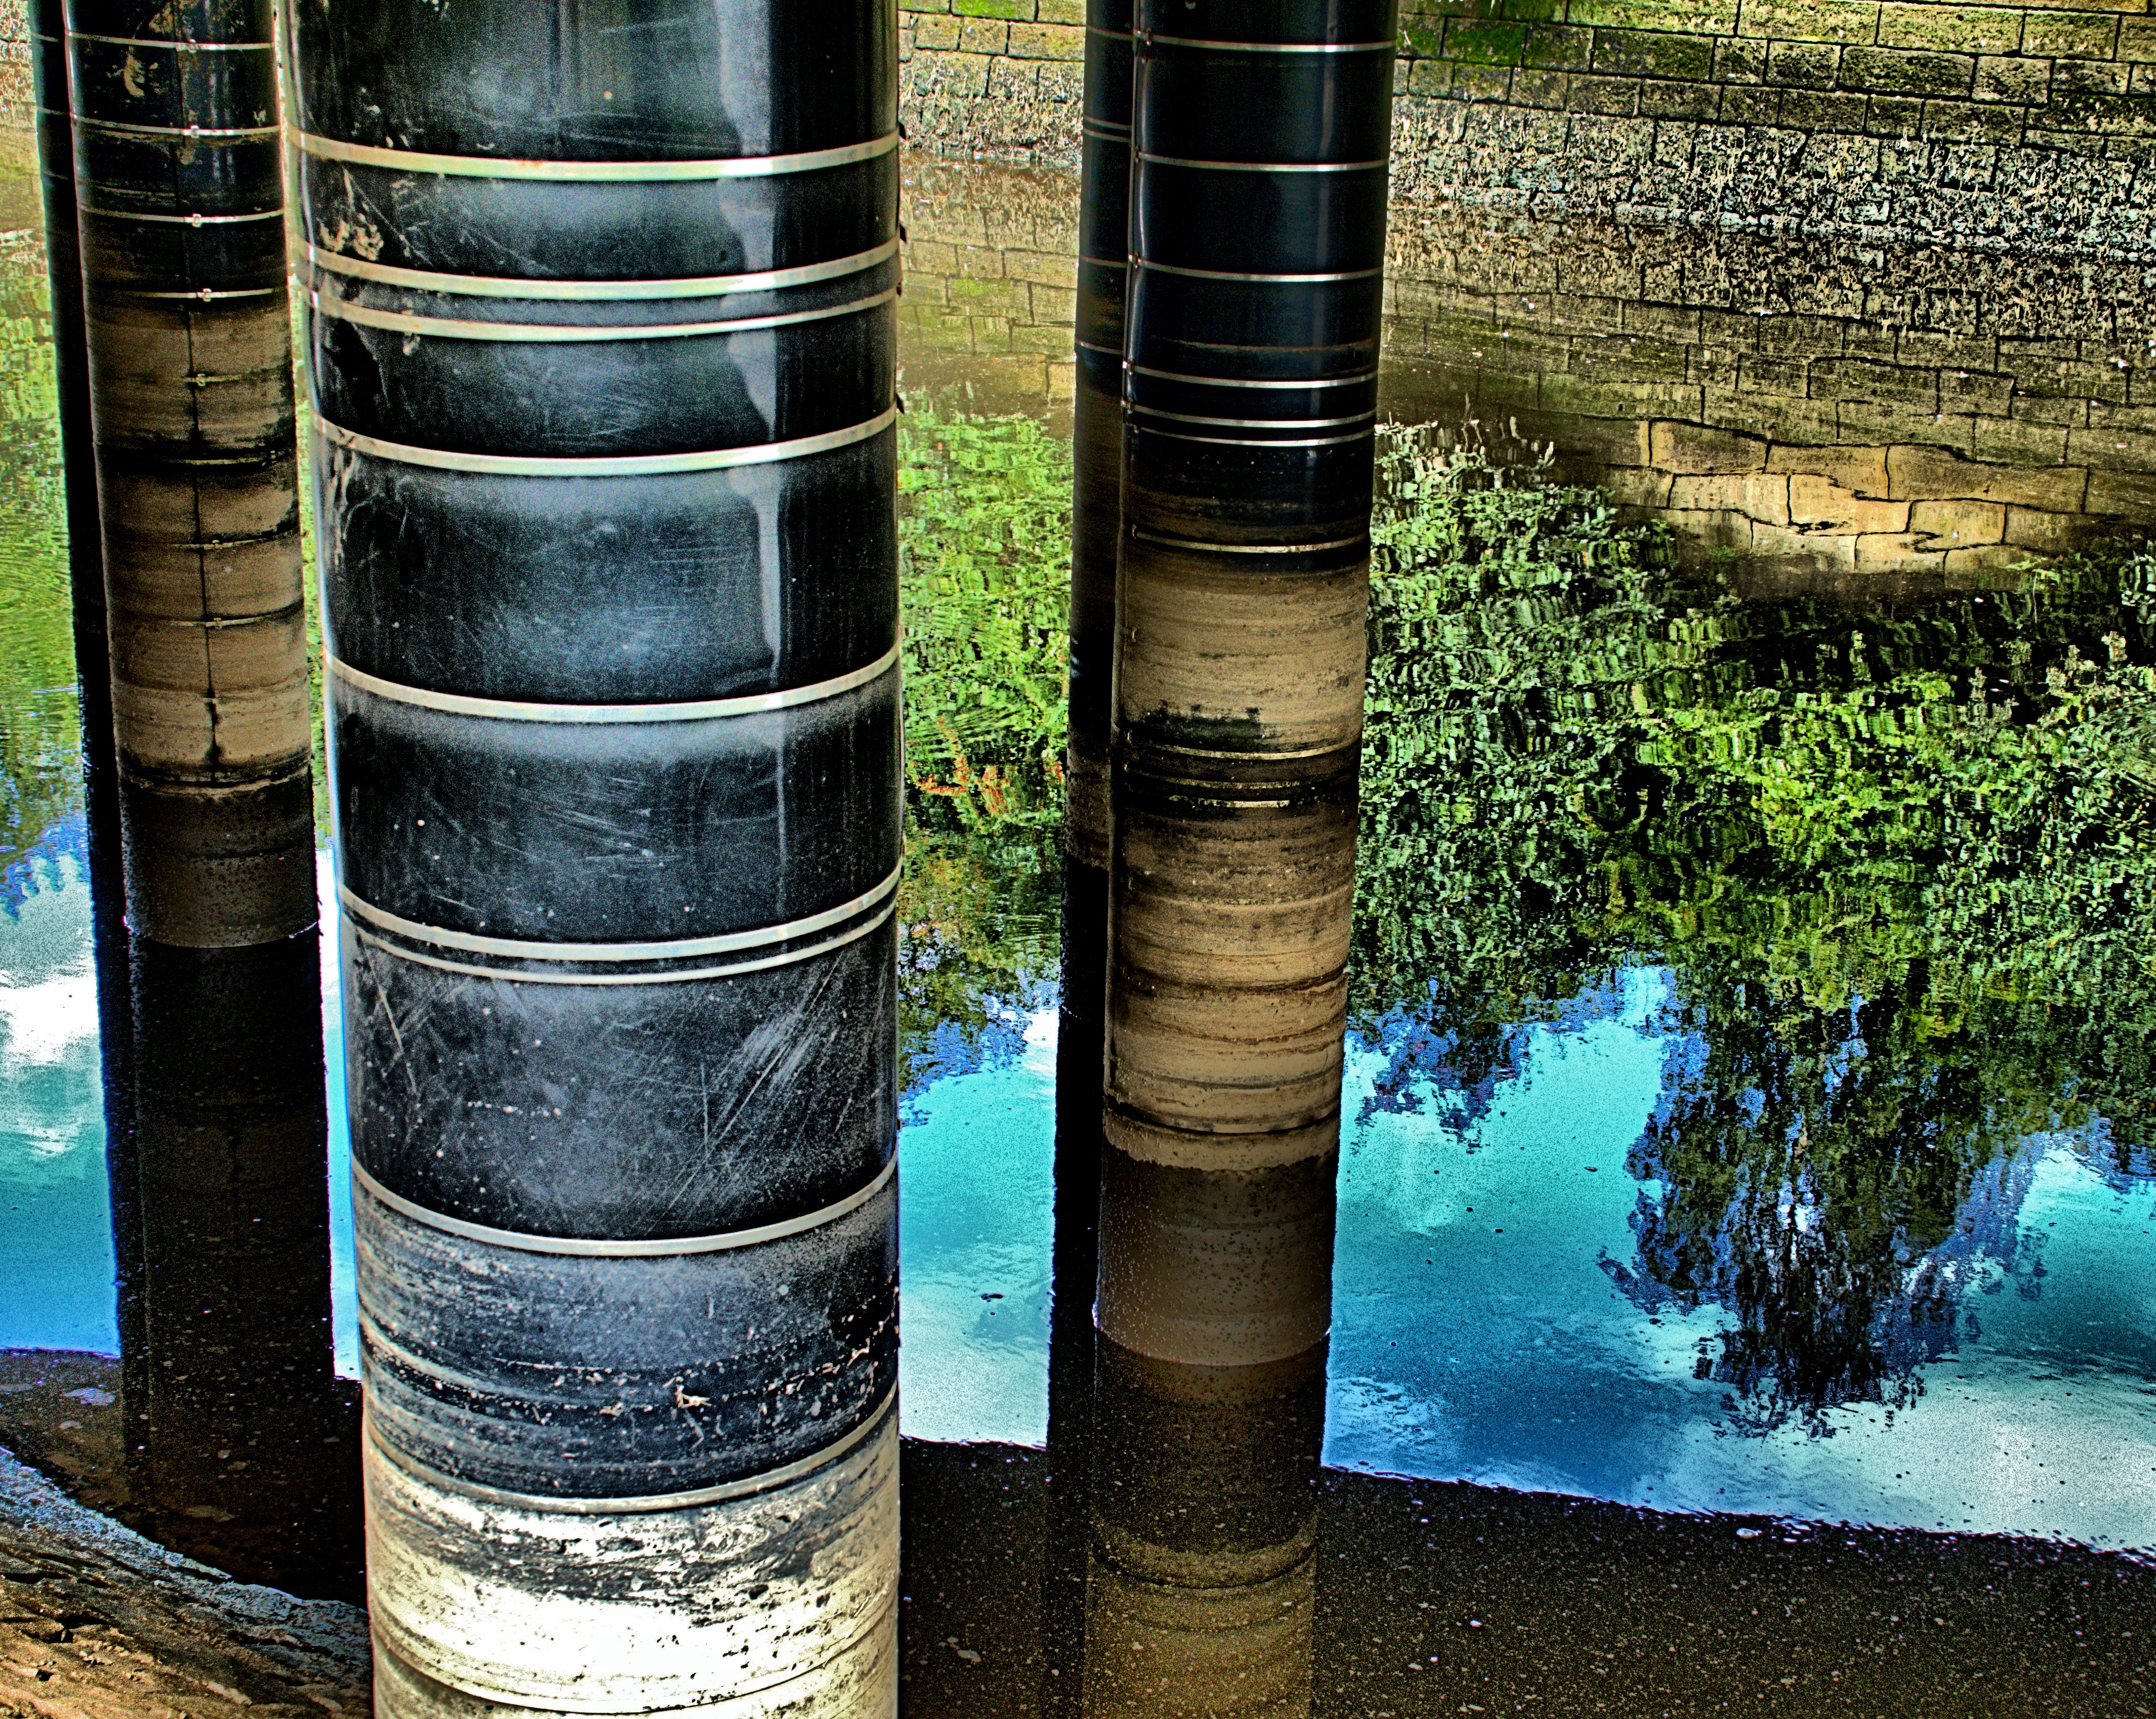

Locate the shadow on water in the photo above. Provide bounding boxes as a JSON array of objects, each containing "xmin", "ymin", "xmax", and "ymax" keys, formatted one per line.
[{"xmin": 3, "ymin": 149, "xmax": 2156, "ymax": 1709}]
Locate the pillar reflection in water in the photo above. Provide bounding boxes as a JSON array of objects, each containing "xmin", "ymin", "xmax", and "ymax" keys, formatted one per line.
[
  {"xmin": 69, "ymin": 0, "xmax": 315, "ymax": 949},
  {"xmin": 116, "ymin": 933, "xmax": 359, "ymax": 1598},
  {"xmin": 290, "ymin": 1, "xmax": 903, "ymax": 1712},
  {"xmin": 1085, "ymin": 0, "xmax": 1395, "ymax": 1707},
  {"xmin": 46, "ymin": 0, "xmax": 351, "ymax": 1599}
]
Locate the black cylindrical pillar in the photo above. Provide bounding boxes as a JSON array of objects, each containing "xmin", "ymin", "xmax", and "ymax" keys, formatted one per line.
[
  {"xmin": 67, "ymin": 0, "xmax": 314, "ymax": 950},
  {"xmin": 1045, "ymin": 21, "xmax": 1134, "ymax": 1700},
  {"xmin": 1102, "ymin": 0, "xmax": 1390, "ymax": 1361},
  {"xmin": 290, "ymin": 3, "xmax": 902, "ymax": 1711},
  {"xmin": 1062, "ymin": 0, "xmax": 1132, "ymax": 1000}
]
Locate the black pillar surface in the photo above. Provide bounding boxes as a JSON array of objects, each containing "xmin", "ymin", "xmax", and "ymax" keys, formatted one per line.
[
  {"xmin": 29, "ymin": 0, "xmax": 116, "ymax": 891},
  {"xmin": 289, "ymin": 2, "xmax": 903, "ymax": 1711}
]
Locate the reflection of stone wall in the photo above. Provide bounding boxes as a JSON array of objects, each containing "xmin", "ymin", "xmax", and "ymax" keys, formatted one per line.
[
  {"xmin": 900, "ymin": 158, "xmax": 1079, "ymax": 415},
  {"xmin": 899, "ymin": 0, "xmax": 2156, "ymax": 258},
  {"xmin": 897, "ymin": 154, "xmax": 2156, "ymax": 579},
  {"xmin": 1379, "ymin": 208, "xmax": 2156, "ymax": 583},
  {"xmin": 0, "ymin": 1, "xmax": 32, "ymax": 181}
]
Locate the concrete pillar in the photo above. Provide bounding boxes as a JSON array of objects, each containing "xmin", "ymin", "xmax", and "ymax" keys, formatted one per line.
[
  {"xmin": 67, "ymin": 0, "xmax": 314, "ymax": 950},
  {"xmin": 1102, "ymin": 0, "xmax": 1391, "ymax": 1363},
  {"xmin": 289, "ymin": 2, "xmax": 903, "ymax": 1711},
  {"xmin": 1083, "ymin": 1337, "xmax": 1328, "ymax": 1718}
]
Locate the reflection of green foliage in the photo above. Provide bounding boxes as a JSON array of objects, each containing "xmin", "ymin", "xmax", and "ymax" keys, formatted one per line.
[
  {"xmin": 1362, "ymin": 422, "xmax": 2156, "ymax": 1427},
  {"xmin": 897, "ymin": 406, "xmax": 1070, "ymax": 832},
  {"xmin": 893, "ymin": 409, "xmax": 1071, "ymax": 1073},
  {"xmin": 897, "ymin": 821, "xmax": 1059, "ymax": 1090},
  {"xmin": 0, "ymin": 257, "xmax": 80, "ymax": 875}
]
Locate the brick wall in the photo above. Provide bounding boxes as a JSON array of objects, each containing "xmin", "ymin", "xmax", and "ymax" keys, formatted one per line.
[
  {"xmin": 1399, "ymin": 0, "xmax": 2156, "ymax": 153},
  {"xmin": 900, "ymin": 0, "xmax": 2156, "ymax": 257}
]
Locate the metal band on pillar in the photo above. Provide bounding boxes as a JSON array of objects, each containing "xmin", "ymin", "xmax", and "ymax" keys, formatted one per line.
[
  {"xmin": 67, "ymin": 0, "xmax": 313, "ymax": 948},
  {"xmin": 292, "ymin": 2, "xmax": 902, "ymax": 1712}
]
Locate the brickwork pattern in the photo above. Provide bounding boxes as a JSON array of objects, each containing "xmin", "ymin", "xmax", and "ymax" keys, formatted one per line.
[
  {"xmin": 901, "ymin": 158, "xmax": 1082, "ymax": 407},
  {"xmin": 900, "ymin": 0, "xmax": 1085, "ymax": 162},
  {"xmin": 1400, "ymin": 0, "xmax": 2156, "ymax": 154},
  {"xmin": 899, "ymin": 0, "xmax": 2156, "ymax": 256}
]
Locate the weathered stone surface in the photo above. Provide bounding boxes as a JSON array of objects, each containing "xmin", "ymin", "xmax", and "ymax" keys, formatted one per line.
[{"xmin": 0, "ymin": 1451, "xmax": 369, "ymax": 1719}]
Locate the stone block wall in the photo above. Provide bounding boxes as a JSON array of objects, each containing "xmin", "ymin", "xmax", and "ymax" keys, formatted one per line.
[
  {"xmin": 900, "ymin": 0, "xmax": 2156, "ymax": 257},
  {"xmin": 901, "ymin": 0, "xmax": 1085, "ymax": 163},
  {"xmin": 1376, "ymin": 204, "xmax": 2156, "ymax": 579}
]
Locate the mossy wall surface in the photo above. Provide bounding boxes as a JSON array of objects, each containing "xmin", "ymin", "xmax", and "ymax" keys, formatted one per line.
[{"xmin": 900, "ymin": 0, "xmax": 2156, "ymax": 255}]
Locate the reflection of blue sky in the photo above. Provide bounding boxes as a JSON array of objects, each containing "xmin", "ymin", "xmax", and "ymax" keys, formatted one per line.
[
  {"xmin": 10, "ymin": 836, "xmax": 2155, "ymax": 1549},
  {"xmin": 0, "ymin": 819, "xmax": 114, "ymax": 1353},
  {"xmin": 1327, "ymin": 967, "xmax": 2156, "ymax": 1552},
  {"xmin": 895, "ymin": 1006, "xmax": 1055, "ymax": 1447}
]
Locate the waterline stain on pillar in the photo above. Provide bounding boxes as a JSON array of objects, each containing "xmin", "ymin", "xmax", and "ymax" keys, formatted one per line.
[
  {"xmin": 68, "ymin": 0, "xmax": 314, "ymax": 950},
  {"xmin": 290, "ymin": 1, "xmax": 902, "ymax": 1711}
]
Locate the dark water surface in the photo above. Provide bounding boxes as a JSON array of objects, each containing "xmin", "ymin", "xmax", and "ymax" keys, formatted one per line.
[{"xmin": 3, "ymin": 152, "xmax": 2155, "ymax": 1710}]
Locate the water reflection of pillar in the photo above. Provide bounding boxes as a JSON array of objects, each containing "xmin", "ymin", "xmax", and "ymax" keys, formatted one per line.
[
  {"xmin": 1047, "ymin": 3, "xmax": 1134, "ymax": 1703},
  {"xmin": 67, "ymin": 0, "xmax": 314, "ymax": 949},
  {"xmin": 291, "ymin": 4, "xmax": 902, "ymax": 1713},
  {"xmin": 1087, "ymin": 0, "xmax": 1392, "ymax": 1706},
  {"xmin": 118, "ymin": 933, "xmax": 359, "ymax": 1598}
]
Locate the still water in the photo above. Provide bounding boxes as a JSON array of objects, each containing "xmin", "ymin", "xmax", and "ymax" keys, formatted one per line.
[{"xmin": 4, "ymin": 152, "xmax": 2155, "ymax": 1709}]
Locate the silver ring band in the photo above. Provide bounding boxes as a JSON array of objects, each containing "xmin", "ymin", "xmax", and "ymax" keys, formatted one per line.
[
  {"xmin": 72, "ymin": 116, "xmax": 278, "ymax": 139},
  {"xmin": 1138, "ymin": 152, "xmax": 1387, "ymax": 173},
  {"xmin": 1129, "ymin": 423, "xmax": 1374, "ymax": 448},
  {"xmin": 361, "ymin": 1391, "xmax": 896, "ymax": 1516},
  {"xmin": 331, "ymin": 642, "xmax": 897, "ymax": 725},
  {"xmin": 315, "ymin": 403, "xmax": 895, "ymax": 476},
  {"xmin": 341, "ymin": 864, "xmax": 901, "ymax": 965},
  {"xmin": 1132, "ymin": 257, "xmax": 1380, "ymax": 282},
  {"xmin": 349, "ymin": 895, "xmax": 895, "ymax": 987},
  {"xmin": 1127, "ymin": 404, "xmax": 1376, "ymax": 430},
  {"xmin": 294, "ymin": 128, "xmax": 899, "ymax": 182},
  {"xmin": 79, "ymin": 204, "xmax": 283, "ymax": 223},
  {"xmin": 67, "ymin": 32, "xmax": 269, "ymax": 49},
  {"xmin": 1140, "ymin": 33, "xmax": 1397, "ymax": 52},
  {"xmin": 306, "ymin": 236, "xmax": 899, "ymax": 302},
  {"xmin": 1129, "ymin": 363, "xmax": 1376, "ymax": 390},
  {"xmin": 310, "ymin": 284, "xmax": 894, "ymax": 343},
  {"xmin": 354, "ymin": 1154, "xmax": 894, "ymax": 1260}
]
